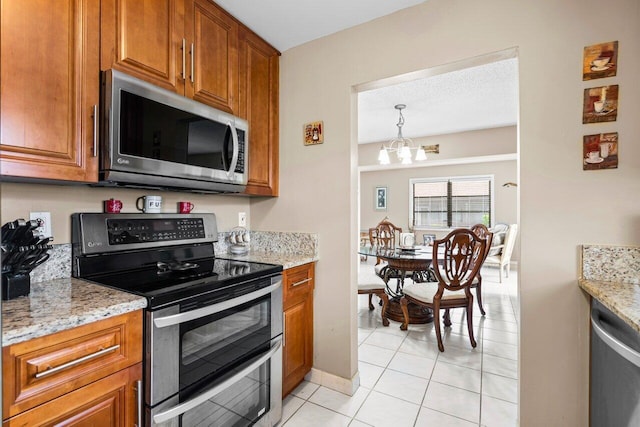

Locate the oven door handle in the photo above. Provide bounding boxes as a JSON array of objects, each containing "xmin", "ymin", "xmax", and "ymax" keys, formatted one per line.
[
  {"xmin": 153, "ymin": 281, "xmax": 281, "ymax": 328},
  {"xmin": 152, "ymin": 337, "xmax": 282, "ymax": 424}
]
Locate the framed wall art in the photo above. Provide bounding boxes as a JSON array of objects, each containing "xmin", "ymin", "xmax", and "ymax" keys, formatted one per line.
[
  {"xmin": 583, "ymin": 41, "xmax": 618, "ymax": 81},
  {"xmin": 583, "ymin": 132, "xmax": 618, "ymax": 170},
  {"xmin": 375, "ymin": 186, "xmax": 387, "ymax": 210},
  {"xmin": 583, "ymin": 85, "xmax": 618, "ymax": 124},
  {"xmin": 304, "ymin": 121, "xmax": 324, "ymax": 145}
]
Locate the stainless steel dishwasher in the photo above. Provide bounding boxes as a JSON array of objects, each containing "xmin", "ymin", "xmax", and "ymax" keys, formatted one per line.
[{"xmin": 590, "ymin": 299, "xmax": 640, "ymax": 426}]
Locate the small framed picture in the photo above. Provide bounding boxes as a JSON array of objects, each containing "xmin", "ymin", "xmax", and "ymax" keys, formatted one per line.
[
  {"xmin": 583, "ymin": 132, "xmax": 618, "ymax": 170},
  {"xmin": 583, "ymin": 85, "xmax": 618, "ymax": 124},
  {"xmin": 375, "ymin": 186, "xmax": 387, "ymax": 210},
  {"xmin": 423, "ymin": 234, "xmax": 436, "ymax": 246},
  {"xmin": 583, "ymin": 41, "xmax": 618, "ymax": 81},
  {"xmin": 303, "ymin": 121, "xmax": 324, "ymax": 145}
]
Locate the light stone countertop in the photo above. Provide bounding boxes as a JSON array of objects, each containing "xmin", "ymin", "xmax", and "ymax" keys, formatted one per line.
[
  {"xmin": 579, "ymin": 244, "xmax": 640, "ymax": 333},
  {"xmin": 579, "ymin": 278, "xmax": 640, "ymax": 333},
  {"xmin": 2, "ymin": 278, "xmax": 147, "ymax": 347},
  {"xmin": 219, "ymin": 251, "xmax": 318, "ymax": 270}
]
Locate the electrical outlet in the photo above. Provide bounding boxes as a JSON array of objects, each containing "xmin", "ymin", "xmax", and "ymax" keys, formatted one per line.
[
  {"xmin": 30, "ymin": 211, "xmax": 52, "ymax": 238},
  {"xmin": 238, "ymin": 212, "xmax": 247, "ymax": 227}
]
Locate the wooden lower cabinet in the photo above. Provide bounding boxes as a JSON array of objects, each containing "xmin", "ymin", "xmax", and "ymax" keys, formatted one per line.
[
  {"xmin": 2, "ymin": 311, "xmax": 143, "ymax": 426},
  {"xmin": 282, "ymin": 263, "xmax": 315, "ymax": 397},
  {"xmin": 2, "ymin": 363, "xmax": 141, "ymax": 427}
]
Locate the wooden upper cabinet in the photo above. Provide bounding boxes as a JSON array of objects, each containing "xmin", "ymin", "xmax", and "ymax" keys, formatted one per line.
[
  {"xmin": 101, "ymin": 0, "xmax": 185, "ymax": 93},
  {"xmin": 102, "ymin": 0, "xmax": 238, "ymax": 114},
  {"xmin": 185, "ymin": 0, "xmax": 238, "ymax": 113},
  {"xmin": 0, "ymin": 0, "xmax": 99, "ymax": 182},
  {"xmin": 238, "ymin": 28, "xmax": 279, "ymax": 196}
]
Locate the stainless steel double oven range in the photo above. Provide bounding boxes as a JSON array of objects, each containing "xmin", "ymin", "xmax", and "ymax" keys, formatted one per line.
[{"xmin": 72, "ymin": 213, "xmax": 283, "ymax": 427}]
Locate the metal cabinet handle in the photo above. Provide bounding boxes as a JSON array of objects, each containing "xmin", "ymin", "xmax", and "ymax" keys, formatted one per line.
[
  {"xmin": 34, "ymin": 344, "xmax": 121, "ymax": 379},
  {"xmin": 291, "ymin": 278, "xmax": 311, "ymax": 287},
  {"xmin": 92, "ymin": 105, "xmax": 98, "ymax": 157},
  {"xmin": 591, "ymin": 312, "xmax": 640, "ymax": 368},
  {"xmin": 283, "ymin": 316, "xmax": 286, "ymax": 348},
  {"xmin": 135, "ymin": 379, "xmax": 143, "ymax": 427},
  {"xmin": 190, "ymin": 42, "xmax": 194, "ymax": 83},
  {"xmin": 181, "ymin": 39, "xmax": 186, "ymax": 80},
  {"xmin": 153, "ymin": 338, "xmax": 282, "ymax": 424}
]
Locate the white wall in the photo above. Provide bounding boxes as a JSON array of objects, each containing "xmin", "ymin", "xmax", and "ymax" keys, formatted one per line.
[{"xmin": 251, "ymin": 0, "xmax": 640, "ymax": 424}]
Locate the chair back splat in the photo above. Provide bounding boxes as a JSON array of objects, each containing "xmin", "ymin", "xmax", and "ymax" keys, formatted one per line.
[{"xmin": 433, "ymin": 232, "xmax": 485, "ymax": 291}]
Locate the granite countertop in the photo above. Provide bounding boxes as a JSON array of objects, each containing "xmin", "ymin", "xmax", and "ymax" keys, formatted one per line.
[
  {"xmin": 220, "ymin": 251, "xmax": 318, "ymax": 270},
  {"xmin": 579, "ymin": 244, "xmax": 640, "ymax": 333},
  {"xmin": 2, "ymin": 278, "xmax": 147, "ymax": 347},
  {"xmin": 579, "ymin": 278, "xmax": 640, "ymax": 333}
]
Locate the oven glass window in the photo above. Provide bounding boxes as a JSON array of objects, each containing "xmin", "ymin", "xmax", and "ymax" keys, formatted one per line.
[
  {"xmin": 180, "ymin": 295, "xmax": 271, "ymax": 389},
  {"xmin": 180, "ymin": 360, "xmax": 270, "ymax": 427}
]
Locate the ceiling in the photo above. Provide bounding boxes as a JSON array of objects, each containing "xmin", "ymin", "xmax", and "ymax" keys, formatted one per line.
[
  {"xmin": 214, "ymin": 0, "xmax": 426, "ymax": 52},
  {"xmin": 214, "ymin": 0, "xmax": 518, "ymax": 143},
  {"xmin": 358, "ymin": 58, "xmax": 519, "ymax": 144}
]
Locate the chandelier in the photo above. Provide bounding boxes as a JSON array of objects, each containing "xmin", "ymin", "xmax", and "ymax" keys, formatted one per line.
[{"xmin": 377, "ymin": 104, "xmax": 439, "ymax": 165}]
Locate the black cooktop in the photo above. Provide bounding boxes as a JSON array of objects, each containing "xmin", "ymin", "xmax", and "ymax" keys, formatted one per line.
[
  {"xmin": 84, "ymin": 257, "xmax": 282, "ymax": 309},
  {"xmin": 71, "ymin": 213, "xmax": 283, "ymax": 309}
]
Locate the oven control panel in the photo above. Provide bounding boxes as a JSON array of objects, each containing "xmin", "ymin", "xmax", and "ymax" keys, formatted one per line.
[{"xmin": 107, "ymin": 218, "xmax": 206, "ymax": 245}]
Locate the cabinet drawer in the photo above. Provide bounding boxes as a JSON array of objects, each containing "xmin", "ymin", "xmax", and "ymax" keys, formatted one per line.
[
  {"xmin": 2, "ymin": 310, "xmax": 142, "ymax": 418},
  {"xmin": 283, "ymin": 263, "xmax": 314, "ymax": 309},
  {"xmin": 3, "ymin": 363, "xmax": 141, "ymax": 427}
]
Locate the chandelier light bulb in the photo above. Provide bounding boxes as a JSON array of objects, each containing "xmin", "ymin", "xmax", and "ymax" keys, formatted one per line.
[
  {"xmin": 378, "ymin": 146, "xmax": 390, "ymax": 164},
  {"xmin": 401, "ymin": 155, "xmax": 412, "ymax": 165},
  {"xmin": 415, "ymin": 146, "xmax": 427, "ymax": 161},
  {"xmin": 399, "ymin": 143, "xmax": 412, "ymax": 160}
]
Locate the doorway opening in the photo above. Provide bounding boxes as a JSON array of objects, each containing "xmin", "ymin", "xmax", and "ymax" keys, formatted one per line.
[{"xmin": 353, "ymin": 48, "xmax": 521, "ymax": 425}]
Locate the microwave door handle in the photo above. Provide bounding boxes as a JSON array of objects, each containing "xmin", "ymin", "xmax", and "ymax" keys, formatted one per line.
[
  {"xmin": 226, "ymin": 121, "xmax": 239, "ymax": 178},
  {"xmin": 152, "ymin": 337, "xmax": 282, "ymax": 424},
  {"xmin": 153, "ymin": 280, "xmax": 282, "ymax": 328}
]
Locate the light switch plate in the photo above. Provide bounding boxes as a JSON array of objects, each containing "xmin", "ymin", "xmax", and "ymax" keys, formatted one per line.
[
  {"xmin": 30, "ymin": 211, "xmax": 52, "ymax": 238},
  {"xmin": 238, "ymin": 212, "xmax": 247, "ymax": 227}
]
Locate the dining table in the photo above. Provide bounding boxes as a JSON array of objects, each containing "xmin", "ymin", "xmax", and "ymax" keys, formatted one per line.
[{"xmin": 358, "ymin": 245, "xmax": 439, "ymax": 324}]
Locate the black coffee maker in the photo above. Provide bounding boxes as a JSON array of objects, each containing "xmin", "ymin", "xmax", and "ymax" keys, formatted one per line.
[{"xmin": 1, "ymin": 219, "xmax": 52, "ymax": 300}]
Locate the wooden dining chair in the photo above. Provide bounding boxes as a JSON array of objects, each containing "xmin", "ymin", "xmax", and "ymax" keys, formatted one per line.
[
  {"xmin": 399, "ymin": 228, "xmax": 486, "ymax": 352},
  {"xmin": 368, "ymin": 218, "xmax": 402, "ymax": 265},
  {"xmin": 469, "ymin": 223, "xmax": 493, "ymax": 315},
  {"xmin": 358, "ymin": 263, "xmax": 390, "ymax": 326}
]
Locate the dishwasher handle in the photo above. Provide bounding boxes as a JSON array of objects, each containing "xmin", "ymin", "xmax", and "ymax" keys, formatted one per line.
[{"xmin": 591, "ymin": 311, "xmax": 640, "ymax": 368}]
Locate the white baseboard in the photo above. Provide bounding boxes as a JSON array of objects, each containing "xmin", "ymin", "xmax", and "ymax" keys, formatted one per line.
[{"xmin": 305, "ymin": 368, "xmax": 360, "ymax": 396}]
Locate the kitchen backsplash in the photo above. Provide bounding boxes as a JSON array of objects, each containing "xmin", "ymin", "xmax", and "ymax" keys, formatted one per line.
[
  {"xmin": 31, "ymin": 230, "xmax": 318, "ymax": 283},
  {"xmin": 582, "ymin": 244, "xmax": 640, "ymax": 284}
]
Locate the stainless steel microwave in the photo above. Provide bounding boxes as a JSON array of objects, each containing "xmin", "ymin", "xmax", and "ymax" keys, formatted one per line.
[{"xmin": 98, "ymin": 70, "xmax": 248, "ymax": 193}]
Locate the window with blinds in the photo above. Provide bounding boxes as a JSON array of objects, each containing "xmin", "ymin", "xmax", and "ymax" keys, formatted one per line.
[{"xmin": 410, "ymin": 176, "xmax": 492, "ymax": 229}]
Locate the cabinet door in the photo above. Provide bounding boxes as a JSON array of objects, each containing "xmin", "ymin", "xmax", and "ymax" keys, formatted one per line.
[
  {"xmin": 101, "ymin": 0, "xmax": 185, "ymax": 93},
  {"xmin": 283, "ymin": 297, "xmax": 313, "ymax": 397},
  {"xmin": 282, "ymin": 263, "xmax": 314, "ymax": 397},
  {"xmin": 239, "ymin": 29, "xmax": 279, "ymax": 196},
  {"xmin": 2, "ymin": 363, "xmax": 142, "ymax": 427},
  {"xmin": 0, "ymin": 0, "xmax": 99, "ymax": 182},
  {"xmin": 184, "ymin": 0, "xmax": 238, "ymax": 113}
]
